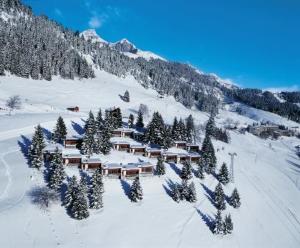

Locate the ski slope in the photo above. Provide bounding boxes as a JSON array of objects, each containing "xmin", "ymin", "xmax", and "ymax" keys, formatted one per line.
[{"xmin": 0, "ymin": 71, "xmax": 300, "ymax": 248}]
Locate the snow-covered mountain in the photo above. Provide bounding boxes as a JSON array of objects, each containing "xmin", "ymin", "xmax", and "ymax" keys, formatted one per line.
[{"xmin": 80, "ymin": 29, "xmax": 108, "ymax": 44}]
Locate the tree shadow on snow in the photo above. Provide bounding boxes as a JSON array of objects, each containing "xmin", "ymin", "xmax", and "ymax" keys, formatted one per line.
[
  {"xmin": 162, "ymin": 178, "xmax": 176, "ymax": 198},
  {"xmin": 42, "ymin": 127, "xmax": 52, "ymax": 141},
  {"xmin": 18, "ymin": 135, "xmax": 32, "ymax": 167},
  {"xmin": 286, "ymin": 159, "xmax": 300, "ymax": 173},
  {"xmin": 120, "ymin": 179, "xmax": 131, "ymax": 200},
  {"xmin": 195, "ymin": 208, "xmax": 215, "ymax": 233},
  {"xmin": 71, "ymin": 121, "xmax": 84, "ymax": 135},
  {"xmin": 200, "ymin": 183, "xmax": 216, "ymax": 208},
  {"xmin": 169, "ymin": 163, "xmax": 181, "ymax": 177}
]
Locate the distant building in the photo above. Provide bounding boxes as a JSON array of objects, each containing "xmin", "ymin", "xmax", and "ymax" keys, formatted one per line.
[{"xmin": 67, "ymin": 106, "xmax": 79, "ymax": 112}]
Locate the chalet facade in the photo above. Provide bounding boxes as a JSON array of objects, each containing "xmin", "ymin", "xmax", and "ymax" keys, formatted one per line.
[
  {"xmin": 174, "ymin": 141, "xmax": 187, "ymax": 149},
  {"xmin": 130, "ymin": 144, "xmax": 146, "ymax": 155},
  {"xmin": 162, "ymin": 152, "xmax": 177, "ymax": 163},
  {"xmin": 103, "ymin": 162, "xmax": 154, "ymax": 178},
  {"xmin": 189, "ymin": 153, "xmax": 201, "ymax": 163},
  {"xmin": 64, "ymin": 135, "xmax": 83, "ymax": 149},
  {"xmin": 62, "ymin": 149, "xmax": 82, "ymax": 166},
  {"xmin": 145, "ymin": 148, "xmax": 162, "ymax": 158},
  {"xmin": 112, "ymin": 128, "xmax": 134, "ymax": 138},
  {"xmin": 186, "ymin": 143, "xmax": 200, "ymax": 153},
  {"xmin": 176, "ymin": 153, "xmax": 190, "ymax": 164},
  {"xmin": 81, "ymin": 155, "xmax": 102, "ymax": 170},
  {"xmin": 112, "ymin": 141, "xmax": 131, "ymax": 152}
]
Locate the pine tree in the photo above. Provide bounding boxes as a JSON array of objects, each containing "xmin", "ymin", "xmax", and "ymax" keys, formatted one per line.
[
  {"xmin": 29, "ymin": 124, "xmax": 45, "ymax": 170},
  {"xmin": 64, "ymin": 176, "xmax": 79, "ymax": 207},
  {"xmin": 187, "ymin": 181, "xmax": 197, "ymax": 202},
  {"xmin": 85, "ymin": 111, "xmax": 96, "ymax": 135},
  {"xmin": 201, "ymin": 134, "xmax": 217, "ymax": 174},
  {"xmin": 48, "ymin": 148, "xmax": 65, "ymax": 191},
  {"xmin": 90, "ymin": 183, "xmax": 103, "ymax": 209},
  {"xmin": 180, "ymin": 179, "xmax": 190, "ymax": 200},
  {"xmin": 214, "ymin": 183, "xmax": 226, "ymax": 210},
  {"xmin": 172, "ymin": 117, "xmax": 179, "ymax": 140},
  {"xmin": 223, "ymin": 214, "xmax": 233, "ymax": 234},
  {"xmin": 136, "ymin": 110, "xmax": 144, "ymax": 129},
  {"xmin": 172, "ymin": 184, "xmax": 181, "ymax": 203},
  {"xmin": 95, "ymin": 108, "xmax": 104, "ymax": 133},
  {"xmin": 52, "ymin": 116, "xmax": 67, "ymax": 143},
  {"xmin": 218, "ymin": 163, "xmax": 230, "ymax": 184},
  {"xmin": 214, "ymin": 210, "xmax": 224, "ymax": 234},
  {"xmin": 128, "ymin": 114, "xmax": 135, "ymax": 128},
  {"xmin": 156, "ymin": 155, "xmax": 166, "ymax": 176},
  {"xmin": 81, "ymin": 131, "xmax": 95, "ymax": 155},
  {"xmin": 144, "ymin": 112, "xmax": 165, "ymax": 146},
  {"xmin": 162, "ymin": 125, "xmax": 173, "ymax": 149},
  {"xmin": 123, "ymin": 90, "xmax": 130, "ymax": 102},
  {"xmin": 180, "ymin": 161, "xmax": 193, "ymax": 180},
  {"xmin": 177, "ymin": 118, "xmax": 187, "ymax": 141},
  {"xmin": 186, "ymin": 114, "xmax": 195, "ymax": 143},
  {"xmin": 196, "ymin": 159, "xmax": 205, "ymax": 179},
  {"xmin": 114, "ymin": 108, "xmax": 123, "ymax": 128},
  {"xmin": 229, "ymin": 188, "xmax": 241, "ymax": 208},
  {"xmin": 91, "ymin": 168, "xmax": 104, "ymax": 193},
  {"xmin": 79, "ymin": 174, "xmax": 88, "ymax": 197},
  {"xmin": 97, "ymin": 125, "xmax": 111, "ymax": 155},
  {"xmin": 130, "ymin": 177, "xmax": 143, "ymax": 202},
  {"xmin": 71, "ymin": 187, "xmax": 90, "ymax": 220},
  {"xmin": 206, "ymin": 114, "xmax": 216, "ymax": 137}
]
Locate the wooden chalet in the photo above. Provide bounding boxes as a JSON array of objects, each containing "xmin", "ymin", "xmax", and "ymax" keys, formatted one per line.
[
  {"xmin": 121, "ymin": 163, "xmax": 140, "ymax": 178},
  {"xmin": 112, "ymin": 128, "xmax": 134, "ymax": 138},
  {"xmin": 64, "ymin": 135, "xmax": 83, "ymax": 149},
  {"xmin": 102, "ymin": 163, "xmax": 122, "ymax": 178},
  {"xmin": 176, "ymin": 153, "xmax": 190, "ymax": 164},
  {"xmin": 145, "ymin": 148, "xmax": 162, "ymax": 158},
  {"xmin": 186, "ymin": 143, "xmax": 200, "ymax": 153},
  {"xmin": 67, "ymin": 106, "xmax": 79, "ymax": 112},
  {"xmin": 138, "ymin": 162, "xmax": 154, "ymax": 176},
  {"xmin": 162, "ymin": 152, "xmax": 177, "ymax": 163},
  {"xmin": 112, "ymin": 141, "xmax": 131, "ymax": 152},
  {"xmin": 62, "ymin": 149, "xmax": 82, "ymax": 166},
  {"xmin": 174, "ymin": 141, "xmax": 187, "ymax": 149},
  {"xmin": 42, "ymin": 143, "xmax": 64, "ymax": 162},
  {"xmin": 189, "ymin": 153, "xmax": 201, "ymax": 163},
  {"xmin": 130, "ymin": 144, "xmax": 146, "ymax": 155},
  {"xmin": 81, "ymin": 155, "xmax": 102, "ymax": 170}
]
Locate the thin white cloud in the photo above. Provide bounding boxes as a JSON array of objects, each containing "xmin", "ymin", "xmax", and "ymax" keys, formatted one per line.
[
  {"xmin": 88, "ymin": 16, "xmax": 102, "ymax": 28},
  {"xmin": 264, "ymin": 85, "xmax": 299, "ymax": 93},
  {"xmin": 54, "ymin": 8, "xmax": 62, "ymax": 17}
]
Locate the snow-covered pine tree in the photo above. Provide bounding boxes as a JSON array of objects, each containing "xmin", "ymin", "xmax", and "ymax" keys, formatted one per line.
[
  {"xmin": 29, "ymin": 124, "xmax": 45, "ymax": 170},
  {"xmin": 114, "ymin": 108, "xmax": 123, "ymax": 128},
  {"xmin": 180, "ymin": 161, "xmax": 193, "ymax": 180},
  {"xmin": 123, "ymin": 90, "xmax": 130, "ymax": 102},
  {"xmin": 128, "ymin": 114, "xmax": 135, "ymax": 128},
  {"xmin": 136, "ymin": 109, "xmax": 144, "ymax": 129},
  {"xmin": 162, "ymin": 125, "xmax": 173, "ymax": 149},
  {"xmin": 79, "ymin": 174, "xmax": 88, "ymax": 198},
  {"xmin": 223, "ymin": 214, "xmax": 233, "ymax": 234},
  {"xmin": 214, "ymin": 183, "xmax": 226, "ymax": 210},
  {"xmin": 206, "ymin": 114, "xmax": 216, "ymax": 137},
  {"xmin": 85, "ymin": 111, "xmax": 96, "ymax": 135},
  {"xmin": 180, "ymin": 179, "xmax": 190, "ymax": 200},
  {"xmin": 99, "ymin": 125, "xmax": 112, "ymax": 155},
  {"xmin": 187, "ymin": 181, "xmax": 197, "ymax": 202},
  {"xmin": 218, "ymin": 162, "xmax": 230, "ymax": 184},
  {"xmin": 177, "ymin": 118, "xmax": 187, "ymax": 141},
  {"xmin": 144, "ymin": 112, "xmax": 165, "ymax": 146},
  {"xmin": 91, "ymin": 168, "xmax": 104, "ymax": 193},
  {"xmin": 48, "ymin": 148, "xmax": 65, "ymax": 191},
  {"xmin": 64, "ymin": 176, "xmax": 79, "ymax": 208},
  {"xmin": 186, "ymin": 114, "xmax": 195, "ymax": 143},
  {"xmin": 156, "ymin": 155, "xmax": 166, "ymax": 176},
  {"xmin": 172, "ymin": 184, "xmax": 181, "ymax": 203},
  {"xmin": 201, "ymin": 134, "xmax": 217, "ymax": 174},
  {"xmin": 90, "ymin": 183, "xmax": 103, "ymax": 209},
  {"xmin": 96, "ymin": 108, "xmax": 104, "ymax": 133},
  {"xmin": 130, "ymin": 177, "xmax": 143, "ymax": 202},
  {"xmin": 71, "ymin": 186, "xmax": 90, "ymax": 220},
  {"xmin": 171, "ymin": 117, "xmax": 179, "ymax": 140},
  {"xmin": 214, "ymin": 210, "xmax": 224, "ymax": 234},
  {"xmin": 52, "ymin": 116, "xmax": 67, "ymax": 143},
  {"xmin": 196, "ymin": 159, "xmax": 205, "ymax": 179},
  {"xmin": 229, "ymin": 188, "xmax": 241, "ymax": 208},
  {"xmin": 81, "ymin": 131, "xmax": 95, "ymax": 155}
]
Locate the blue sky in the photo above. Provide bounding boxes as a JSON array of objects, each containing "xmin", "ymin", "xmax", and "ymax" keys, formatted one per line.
[{"xmin": 23, "ymin": 0, "xmax": 300, "ymax": 91}]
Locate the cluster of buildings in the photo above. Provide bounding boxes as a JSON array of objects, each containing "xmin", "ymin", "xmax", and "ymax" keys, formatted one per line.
[
  {"xmin": 43, "ymin": 127, "xmax": 201, "ymax": 179},
  {"xmin": 248, "ymin": 123, "xmax": 294, "ymax": 138}
]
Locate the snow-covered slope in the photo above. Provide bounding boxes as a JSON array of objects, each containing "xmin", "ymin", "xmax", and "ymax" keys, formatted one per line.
[
  {"xmin": 0, "ymin": 71, "xmax": 300, "ymax": 247},
  {"xmin": 80, "ymin": 29, "xmax": 108, "ymax": 44}
]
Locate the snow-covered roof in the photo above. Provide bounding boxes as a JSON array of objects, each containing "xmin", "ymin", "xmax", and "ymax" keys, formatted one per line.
[
  {"xmin": 130, "ymin": 144, "xmax": 146, "ymax": 149},
  {"xmin": 162, "ymin": 151, "xmax": 177, "ymax": 156},
  {"xmin": 43, "ymin": 142, "xmax": 64, "ymax": 153},
  {"xmin": 113, "ymin": 128, "xmax": 134, "ymax": 132},
  {"xmin": 188, "ymin": 153, "xmax": 201, "ymax": 158},
  {"xmin": 65, "ymin": 134, "xmax": 83, "ymax": 140},
  {"xmin": 103, "ymin": 163, "xmax": 122, "ymax": 169},
  {"xmin": 81, "ymin": 155, "xmax": 102, "ymax": 164},
  {"xmin": 62, "ymin": 149, "xmax": 81, "ymax": 158},
  {"xmin": 146, "ymin": 147, "xmax": 162, "ymax": 152},
  {"xmin": 186, "ymin": 143, "xmax": 199, "ymax": 147},
  {"xmin": 112, "ymin": 141, "xmax": 131, "ymax": 145},
  {"xmin": 177, "ymin": 153, "xmax": 190, "ymax": 158},
  {"xmin": 174, "ymin": 141, "xmax": 187, "ymax": 144}
]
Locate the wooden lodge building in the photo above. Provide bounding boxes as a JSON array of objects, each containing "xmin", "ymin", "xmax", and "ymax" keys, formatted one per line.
[
  {"xmin": 64, "ymin": 135, "xmax": 83, "ymax": 149},
  {"xmin": 62, "ymin": 149, "xmax": 82, "ymax": 166},
  {"xmin": 112, "ymin": 128, "xmax": 134, "ymax": 138},
  {"xmin": 130, "ymin": 144, "xmax": 146, "ymax": 155},
  {"xmin": 145, "ymin": 148, "xmax": 162, "ymax": 158},
  {"xmin": 112, "ymin": 141, "xmax": 131, "ymax": 152},
  {"xmin": 174, "ymin": 141, "xmax": 187, "ymax": 149},
  {"xmin": 162, "ymin": 152, "xmax": 177, "ymax": 163},
  {"xmin": 186, "ymin": 143, "xmax": 200, "ymax": 153},
  {"xmin": 81, "ymin": 155, "xmax": 102, "ymax": 170}
]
